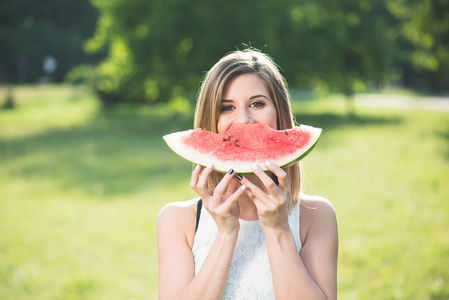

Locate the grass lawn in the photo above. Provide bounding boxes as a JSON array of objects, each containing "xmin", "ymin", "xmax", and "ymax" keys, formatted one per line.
[{"xmin": 1, "ymin": 85, "xmax": 448, "ymax": 299}]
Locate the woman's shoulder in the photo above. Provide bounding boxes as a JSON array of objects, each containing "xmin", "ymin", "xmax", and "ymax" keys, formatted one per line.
[
  {"xmin": 299, "ymin": 194, "xmax": 338, "ymax": 244},
  {"xmin": 157, "ymin": 198, "xmax": 201, "ymax": 247},
  {"xmin": 158, "ymin": 198, "xmax": 200, "ymax": 224},
  {"xmin": 300, "ymin": 194, "xmax": 336, "ymax": 215}
]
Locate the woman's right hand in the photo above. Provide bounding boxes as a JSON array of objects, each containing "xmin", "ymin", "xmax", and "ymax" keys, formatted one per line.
[{"xmin": 190, "ymin": 164, "xmax": 246, "ymax": 234}]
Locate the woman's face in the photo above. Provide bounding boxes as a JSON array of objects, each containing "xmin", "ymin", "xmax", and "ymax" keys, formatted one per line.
[{"xmin": 217, "ymin": 74, "xmax": 277, "ymax": 135}]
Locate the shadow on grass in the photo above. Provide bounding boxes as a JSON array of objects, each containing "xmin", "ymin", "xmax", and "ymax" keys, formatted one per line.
[
  {"xmin": 1, "ymin": 109, "xmax": 195, "ymax": 199},
  {"xmin": 1, "ymin": 109, "xmax": 404, "ymax": 199},
  {"xmin": 294, "ymin": 112, "xmax": 404, "ymax": 130}
]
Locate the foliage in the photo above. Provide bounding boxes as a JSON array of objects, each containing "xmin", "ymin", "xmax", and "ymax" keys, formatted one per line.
[
  {"xmin": 65, "ymin": 64, "xmax": 98, "ymax": 86},
  {"xmin": 0, "ymin": 0, "xmax": 102, "ymax": 84},
  {"xmin": 87, "ymin": 0, "xmax": 401, "ymax": 105},
  {"xmin": 276, "ymin": 0, "xmax": 398, "ymax": 97},
  {"xmin": 386, "ymin": 0, "xmax": 449, "ymax": 93},
  {"xmin": 86, "ymin": 0, "xmax": 277, "ymax": 105},
  {"xmin": 1, "ymin": 85, "xmax": 449, "ymax": 299},
  {"xmin": 2, "ymin": 0, "xmax": 448, "ymax": 100}
]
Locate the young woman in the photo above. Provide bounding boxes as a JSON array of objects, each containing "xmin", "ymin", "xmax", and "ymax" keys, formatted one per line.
[{"xmin": 157, "ymin": 49, "xmax": 338, "ymax": 300}]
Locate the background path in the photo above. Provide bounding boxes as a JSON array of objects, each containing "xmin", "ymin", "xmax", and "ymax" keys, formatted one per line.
[{"xmin": 354, "ymin": 93, "xmax": 449, "ymax": 111}]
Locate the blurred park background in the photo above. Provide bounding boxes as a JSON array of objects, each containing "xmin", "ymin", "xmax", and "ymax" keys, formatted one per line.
[{"xmin": 1, "ymin": 0, "xmax": 449, "ymax": 299}]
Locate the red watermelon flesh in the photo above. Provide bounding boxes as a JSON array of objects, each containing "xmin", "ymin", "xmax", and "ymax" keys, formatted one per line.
[{"xmin": 163, "ymin": 123, "xmax": 322, "ymax": 173}]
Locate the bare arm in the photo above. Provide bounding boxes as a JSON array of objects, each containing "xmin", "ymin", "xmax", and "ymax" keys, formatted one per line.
[
  {"xmin": 239, "ymin": 162, "xmax": 338, "ymax": 300},
  {"xmin": 157, "ymin": 165, "xmax": 246, "ymax": 300},
  {"xmin": 157, "ymin": 203, "xmax": 238, "ymax": 300},
  {"xmin": 265, "ymin": 197, "xmax": 338, "ymax": 300}
]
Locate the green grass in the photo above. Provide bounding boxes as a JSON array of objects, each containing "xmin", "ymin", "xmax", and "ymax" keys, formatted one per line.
[{"xmin": 1, "ymin": 85, "xmax": 448, "ymax": 299}]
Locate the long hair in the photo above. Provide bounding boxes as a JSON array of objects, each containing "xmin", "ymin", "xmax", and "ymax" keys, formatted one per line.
[{"xmin": 194, "ymin": 49, "xmax": 301, "ymax": 210}]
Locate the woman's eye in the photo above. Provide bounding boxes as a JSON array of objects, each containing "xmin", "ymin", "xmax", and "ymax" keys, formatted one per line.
[
  {"xmin": 250, "ymin": 101, "xmax": 265, "ymax": 108},
  {"xmin": 220, "ymin": 105, "xmax": 234, "ymax": 112}
]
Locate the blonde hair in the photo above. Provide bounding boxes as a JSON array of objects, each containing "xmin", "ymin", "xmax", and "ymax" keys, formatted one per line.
[{"xmin": 194, "ymin": 49, "xmax": 301, "ymax": 210}]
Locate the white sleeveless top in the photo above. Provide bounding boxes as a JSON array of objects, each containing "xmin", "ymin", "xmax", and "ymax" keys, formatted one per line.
[{"xmin": 192, "ymin": 200, "xmax": 302, "ymax": 299}]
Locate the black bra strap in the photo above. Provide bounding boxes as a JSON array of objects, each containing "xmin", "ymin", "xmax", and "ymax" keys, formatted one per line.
[{"xmin": 195, "ymin": 199, "xmax": 203, "ymax": 233}]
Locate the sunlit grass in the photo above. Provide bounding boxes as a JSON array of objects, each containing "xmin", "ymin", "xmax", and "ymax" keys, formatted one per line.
[
  {"xmin": 0, "ymin": 84, "xmax": 195, "ymax": 300},
  {"xmin": 0, "ymin": 85, "xmax": 448, "ymax": 299},
  {"xmin": 295, "ymin": 98, "xmax": 449, "ymax": 299}
]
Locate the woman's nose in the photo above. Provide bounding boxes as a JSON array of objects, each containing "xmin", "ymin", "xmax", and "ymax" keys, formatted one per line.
[{"xmin": 236, "ymin": 108, "xmax": 254, "ymax": 124}]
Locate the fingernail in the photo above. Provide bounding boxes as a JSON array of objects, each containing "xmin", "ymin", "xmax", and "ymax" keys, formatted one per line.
[
  {"xmin": 252, "ymin": 163, "xmax": 258, "ymax": 170},
  {"xmin": 241, "ymin": 184, "xmax": 247, "ymax": 190},
  {"xmin": 195, "ymin": 164, "xmax": 200, "ymax": 170},
  {"xmin": 228, "ymin": 168, "xmax": 234, "ymax": 175},
  {"xmin": 207, "ymin": 163, "xmax": 213, "ymax": 169},
  {"xmin": 236, "ymin": 174, "xmax": 243, "ymax": 181},
  {"xmin": 265, "ymin": 161, "xmax": 271, "ymax": 166}
]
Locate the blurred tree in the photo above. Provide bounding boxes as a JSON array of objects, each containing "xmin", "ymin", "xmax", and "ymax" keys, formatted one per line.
[
  {"xmin": 0, "ymin": 0, "xmax": 102, "ymax": 84},
  {"xmin": 386, "ymin": 0, "xmax": 449, "ymax": 94},
  {"xmin": 88, "ymin": 0, "xmax": 400, "ymax": 107},
  {"xmin": 86, "ymin": 0, "xmax": 278, "ymax": 105},
  {"xmin": 275, "ymin": 0, "xmax": 398, "ymax": 113},
  {"xmin": 89, "ymin": 0, "xmax": 448, "ymax": 106}
]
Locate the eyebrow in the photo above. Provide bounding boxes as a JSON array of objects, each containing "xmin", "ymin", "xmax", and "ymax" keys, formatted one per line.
[
  {"xmin": 250, "ymin": 95, "xmax": 270, "ymax": 100},
  {"xmin": 221, "ymin": 95, "xmax": 270, "ymax": 102}
]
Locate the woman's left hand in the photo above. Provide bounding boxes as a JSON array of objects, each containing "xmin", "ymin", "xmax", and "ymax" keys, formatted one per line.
[{"xmin": 238, "ymin": 161, "xmax": 290, "ymax": 230}]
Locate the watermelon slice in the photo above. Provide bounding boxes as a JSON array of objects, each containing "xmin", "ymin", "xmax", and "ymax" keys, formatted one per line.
[{"xmin": 163, "ymin": 123, "xmax": 322, "ymax": 173}]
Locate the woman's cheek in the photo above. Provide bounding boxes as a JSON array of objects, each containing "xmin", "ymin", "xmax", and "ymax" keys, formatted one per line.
[{"xmin": 217, "ymin": 118, "xmax": 229, "ymax": 136}]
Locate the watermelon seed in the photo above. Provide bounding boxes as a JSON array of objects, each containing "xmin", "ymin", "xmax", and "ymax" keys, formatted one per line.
[{"xmin": 284, "ymin": 132, "xmax": 288, "ymax": 136}]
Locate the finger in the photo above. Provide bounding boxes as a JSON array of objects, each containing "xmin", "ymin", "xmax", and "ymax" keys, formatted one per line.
[
  {"xmin": 195, "ymin": 164, "xmax": 214, "ymax": 199},
  {"xmin": 220, "ymin": 184, "xmax": 246, "ymax": 212},
  {"xmin": 189, "ymin": 164, "xmax": 202, "ymax": 190},
  {"xmin": 237, "ymin": 174, "xmax": 276, "ymax": 208},
  {"xmin": 264, "ymin": 161, "xmax": 289, "ymax": 191},
  {"xmin": 251, "ymin": 163, "xmax": 282, "ymax": 198},
  {"xmin": 211, "ymin": 168, "xmax": 236, "ymax": 207},
  {"xmin": 226, "ymin": 177, "xmax": 239, "ymax": 196},
  {"xmin": 241, "ymin": 182, "xmax": 275, "ymax": 215}
]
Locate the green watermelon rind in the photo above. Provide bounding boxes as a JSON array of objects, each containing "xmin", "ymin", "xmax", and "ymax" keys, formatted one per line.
[
  {"xmin": 163, "ymin": 124, "xmax": 322, "ymax": 174},
  {"xmin": 272, "ymin": 132, "xmax": 321, "ymax": 171}
]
